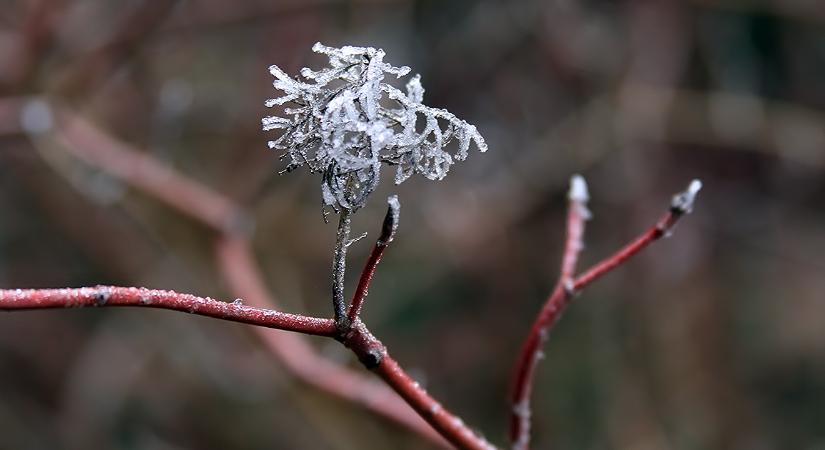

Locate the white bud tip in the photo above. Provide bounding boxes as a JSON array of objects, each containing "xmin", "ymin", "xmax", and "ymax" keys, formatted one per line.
[
  {"xmin": 671, "ymin": 179, "xmax": 703, "ymax": 213},
  {"xmin": 568, "ymin": 175, "xmax": 589, "ymax": 203},
  {"xmin": 387, "ymin": 194, "xmax": 400, "ymax": 212},
  {"xmin": 378, "ymin": 195, "xmax": 401, "ymax": 245}
]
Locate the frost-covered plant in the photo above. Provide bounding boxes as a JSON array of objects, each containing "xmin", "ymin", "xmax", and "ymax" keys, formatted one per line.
[{"xmin": 263, "ymin": 43, "xmax": 487, "ymax": 213}]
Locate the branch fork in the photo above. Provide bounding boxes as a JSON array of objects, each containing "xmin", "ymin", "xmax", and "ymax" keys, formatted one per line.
[
  {"xmin": 509, "ymin": 177, "xmax": 702, "ymax": 450},
  {"xmin": 0, "ymin": 105, "xmax": 704, "ymax": 450}
]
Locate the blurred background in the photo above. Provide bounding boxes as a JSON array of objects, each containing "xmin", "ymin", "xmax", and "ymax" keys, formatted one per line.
[{"xmin": 1, "ymin": 0, "xmax": 824, "ymax": 449}]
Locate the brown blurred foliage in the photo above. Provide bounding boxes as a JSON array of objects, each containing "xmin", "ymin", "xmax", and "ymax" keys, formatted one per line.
[{"xmin": 1, "ymin": 1, "xmax": 824, "ymax": 449}]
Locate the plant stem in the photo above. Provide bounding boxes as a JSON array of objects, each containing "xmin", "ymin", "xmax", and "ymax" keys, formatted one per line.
[
  {"xmin": 508, "ymin": 179, "xmax": 701, "ymax": 450},
  {"xmin": 347, "ymin": 195, "xmax": 400, "ymax": 324},
  {"xmin": 333, "ymin": 207, "xmax": 352, "ymax": 328},
  {"xmin": 509, "ymin": 176, "xmax": 589, "ymax": 450},
  {"xmin": 0, "ymin": 286, "xmax": 338, "ymax": 336}
]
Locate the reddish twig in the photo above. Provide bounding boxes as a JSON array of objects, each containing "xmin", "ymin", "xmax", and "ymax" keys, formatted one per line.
[
  {"xmin": 509, "ymin": 178, "xmax": 702, "ymax": 450},
  {"xmin": 8, "ymin": 98, "xmax": 702, "ymax": 450},
  {"xmin": 560, "ymin": 175, "xmax": 590, "ymax": 282},
  {"xmin": 332, "ymin": 318, "xmax": 494, "ymax": 450},
  {"xmin": 573, "ymin": 179, "xmax": 702, "ymax": 291},
  {"xmin": 53, "ymin": 112, "xmax": 249, "ymax": 234},
  {"xmin": 0, "ymin": 286, "xmax": 336, "ymax": 337},
  {"xmin": 346, "ymin": 195, "xmax": 400, "ymax": 325},
  {"xmin": 214, "ymin": 236, "xmax": 451, "ymax": 448},
  {"xmin": 509, "ymin": 175, "xmax": 591, "ymax": 450},
  {"xmin": 335, "ymin": 195, "xmax": 495, "ymax": 449},
  {"xmin": 375, "ymin": 351, "xmax": 496, "ymax": 450},
  {"xmin": 18, "ymin": 105, "xmax": 455, "ymax": 448}
]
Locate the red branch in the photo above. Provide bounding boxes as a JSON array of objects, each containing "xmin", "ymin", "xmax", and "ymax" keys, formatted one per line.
[
  {"xmin": 214, "ymin": 236, "xmax": 450, "ymax": 448},
  {"xmin": 0, "ymin": 286, "xmax": 336, "ymax": 337},
  {"xmin": 376, "ymin": 352, "xmax": 496, "ymax": 450},
  {"xmin": 347, "ymin": 195, "xmax": 400, "ymax": 324},
  {"xmin": 509, "ymin": 179, "xmax": 701, "ymax": 450},
  {"xmin": 5, "ymin": 98, "xmax": 702, "ymax": 450},
  {"xmin": 509, "ymin": 176, "xmax": 590, "ymax": 450},
  {"xmin": 54, "ymin": 112, "xmax": 248, "ymax": 234},
  {"xmin": 573, "ymin": 210, "xmax": 679, "ymax": 291},
  {"xmin": 10, "ymin": 105, "xmax": 455, "ymax": 449}
]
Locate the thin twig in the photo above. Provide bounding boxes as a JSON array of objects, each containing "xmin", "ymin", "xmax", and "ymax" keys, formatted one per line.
[
  {"xmin": 216, "ymin": 236, "xmax": 451, "ymax": 449},
  {"xmin": 375, "ymin": 352, "xmax": 496, "ymax": 450},
  {"xmin": 0, "ymin": 286, "xmax": 337, "ymax": 337},
  {"xmin": 509, "ymin": 179, "xmax": 701, "ymax": 450},
  {"xmin": 337, "ymin": 319, "xmax": 496, "ymax": 450},
  {"xmin": 54, "ymin": 111, "xmax": 250, "ymax": 235},
  {"xmin": 509, "ymin": 175, "xmax": 591, "ymax": 450},
  {"xmin": 22, "ymin": 105, "xmax": 453, "ymax": 448},
  {"xmin": 347, "ymin": 195, "xmax": 400, "ymax": 324},
  {"xmin": 573, "ymin": 180, "xmax": 702, "ymax": 291},
  {"xmin": 332, "ymin": 208, "xmax": 353, "ymax": 328}
]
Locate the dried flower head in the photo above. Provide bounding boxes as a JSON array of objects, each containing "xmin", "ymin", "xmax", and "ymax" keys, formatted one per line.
[{"xmin": 263, "ymin": 43, "xmax": 487, "ymax": 212}]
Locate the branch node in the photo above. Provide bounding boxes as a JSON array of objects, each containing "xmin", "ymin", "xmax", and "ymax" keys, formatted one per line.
[
  {"xmin": 94, "ymin": 286, "xmax": 111, "ymax": 306},
  {"xmin": 670, "ymin": 179, "xmax": 702, "ymax": 214},
  {"xmin": 563, "ymin": 279, "xmax": 576, "ymax": 297},
  {"xmin": 362, "ymin": 348, "xmax": 384, "ymax": 369},
  {"xmin": 339, "ymin": 320, "xmax": 386, "ymax": 369}
]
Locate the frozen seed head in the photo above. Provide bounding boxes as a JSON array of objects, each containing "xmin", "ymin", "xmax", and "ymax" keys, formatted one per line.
[
  {"xmin": 263, "ymin": 43, "xmax": 487, "ymax": 213},
  {"xmin": 671, "ymin": 179, "xmax": 703, "ymax": 214}
]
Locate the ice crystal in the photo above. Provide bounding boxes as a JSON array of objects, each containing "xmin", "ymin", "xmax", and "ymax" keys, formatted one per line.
[{"xmin": 263, "ymin": 43, "xmax": 487, "ymax": 212}]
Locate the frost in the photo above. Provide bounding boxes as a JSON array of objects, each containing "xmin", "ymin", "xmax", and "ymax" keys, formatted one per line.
[
  {"xmin": 568, "ymin": 174, "xmax": 592, "ymax": 220},
  {"xmin": 568, "ymin": 175, "xmax": 589, "ymax": 204},
  {"xmin": 671, "ymin": 179, "xmax": 703, "ymax": 214},
  {"xmin": 263, "ymin": 43, "xmax": 487, "ymax": 212}
]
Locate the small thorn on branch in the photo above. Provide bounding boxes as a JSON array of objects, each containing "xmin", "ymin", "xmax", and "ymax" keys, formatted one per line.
[
  {"xmin": 345, "ymin": 231, "xmax": 369, "ymax": 248},
  {"xmin": 670, "ymin": 179, "xmax": 702, "ymax": 215},
  {"xmin": 93, "ymin": 286, "xmax": 111, "ymax": 306}
]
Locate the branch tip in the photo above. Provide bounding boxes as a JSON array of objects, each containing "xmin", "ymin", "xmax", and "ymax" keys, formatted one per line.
[
  {"xmin": 671, "ymin": 179, "xmax": 702, "ymax": 214},
  {"xmin": 568, "ymin": 174, "xmax": 592, "ymax": 220},
  {"xmin": 568, "ymin": 174, "xmax": 589, "ymax": 204},
  {"xmin": 378, "ymin": 195, "xmax": 401, "ymax": 246}
]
